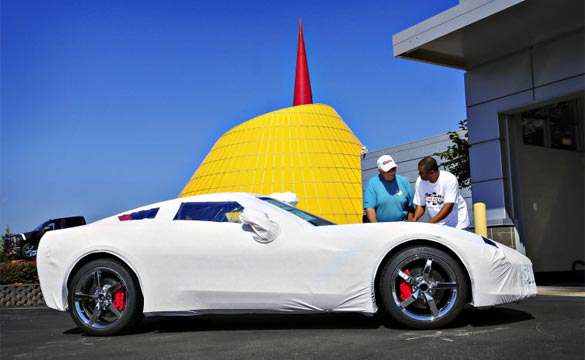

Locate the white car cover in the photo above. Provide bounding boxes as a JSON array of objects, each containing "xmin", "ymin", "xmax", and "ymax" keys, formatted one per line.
[{"xmin": 37, "ymin": 193, "xmax": 537, "ymax": 317}]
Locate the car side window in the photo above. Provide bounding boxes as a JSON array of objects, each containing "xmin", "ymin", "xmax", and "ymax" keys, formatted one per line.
[
  {"xmin": 174, "ymin": 202, "xmax": 244, "ymax": 223},
  {"xmin": 56, "ymin": 219, "xmax": 67, "ymax": 229},
  {"xmin": 66, "ymin": 217, "xmax": 86, "ymax": 227}
]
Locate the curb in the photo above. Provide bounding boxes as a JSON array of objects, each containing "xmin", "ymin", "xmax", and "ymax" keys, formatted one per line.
[
  {"xmin": 537, "ymin": 286, "xmax": 585, "ymax": 297},
  {"xmin": 0, "ymin": 284, "xmax": 46, "ymax": 307}
]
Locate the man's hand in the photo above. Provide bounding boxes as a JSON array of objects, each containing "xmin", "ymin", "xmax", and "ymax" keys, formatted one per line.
[{"xmin": 412, "ymin": 205, "xmax": 425, "ymax": 222}]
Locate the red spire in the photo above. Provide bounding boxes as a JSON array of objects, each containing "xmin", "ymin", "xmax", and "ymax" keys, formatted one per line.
[{"xmin": 293, "ymin": 19, "xmax": 313, "ymax": 106}]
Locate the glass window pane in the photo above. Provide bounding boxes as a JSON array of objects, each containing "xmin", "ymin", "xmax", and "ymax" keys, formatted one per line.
[
  {"xmin": 521, "ymin": 108, "xmax": 547, "ymax": 147},
  {"xmin": 174, "ymin": 202, "xmax": 244, "ymax": 222},
  {"xmin": 548, "ymin": 101, "xmax": 579, "ymax": 151}
]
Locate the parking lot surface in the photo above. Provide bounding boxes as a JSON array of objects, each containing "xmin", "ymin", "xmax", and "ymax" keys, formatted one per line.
[{"xmin": 1, "ymin": 293, "xmax": 584, "ymax": 360}]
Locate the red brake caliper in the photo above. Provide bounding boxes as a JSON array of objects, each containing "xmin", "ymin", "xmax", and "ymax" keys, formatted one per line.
[
  {"xmin": 399, "ymin": 269, "xmax": 413, "ymax": 301},
  {"xmin": 113, "ymin": 290, "xmax": 126, "ymax": 311}
]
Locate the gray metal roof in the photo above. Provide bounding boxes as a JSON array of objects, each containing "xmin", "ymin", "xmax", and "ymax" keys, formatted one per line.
[{"xmin": 393, "ymin": 0, "xmax": 585, "ymax": 69}]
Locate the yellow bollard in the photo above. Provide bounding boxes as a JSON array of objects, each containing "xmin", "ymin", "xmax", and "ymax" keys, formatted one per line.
[{"xmin": 473, "ymin": 202, "xmax": 488, "ymax": 237}]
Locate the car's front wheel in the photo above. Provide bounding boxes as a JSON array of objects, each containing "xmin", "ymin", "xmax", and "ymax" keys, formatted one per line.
[
  {"xmin": 379, "ymin": 246, "xmax": 468, "ymax": 329},
  {"xmin": 68, "ymin": 259, "xmax": 143, "ymax": 336}
]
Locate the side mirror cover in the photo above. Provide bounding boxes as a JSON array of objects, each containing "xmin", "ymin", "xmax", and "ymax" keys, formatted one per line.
[{"xmin": 240, "ymin": 208, "xmax": 280, "ymax": 243}]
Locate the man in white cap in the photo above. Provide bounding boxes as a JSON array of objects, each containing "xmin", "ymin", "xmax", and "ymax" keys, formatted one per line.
[{"xmin": 364, "ymin": 155, "xmax": 414, "ymax": 223}]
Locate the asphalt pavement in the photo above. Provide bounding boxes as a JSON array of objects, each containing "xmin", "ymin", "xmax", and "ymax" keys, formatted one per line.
[{"xmin": 1, "ymin": 289, "xmax": 584, "ymax": 360}]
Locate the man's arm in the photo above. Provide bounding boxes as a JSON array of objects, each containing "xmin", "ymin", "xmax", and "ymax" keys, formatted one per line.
[
  {"xmin": 428, "ymin": 202, "xmax": 454, "ymax": 224},
  {"xmin": 412, "ymin": 205, "xmax": 425, "ymax": 222},
  {"xmin": 365, "ymin": 208, "xmax": 377, "ymax": 223},
  {"xmin": 407, "ymin": 207, "xmax": 415, "ymax": 221},
  {"xmin": 402, "ymin": 177, "xmax": 415, "ymax": 222}
]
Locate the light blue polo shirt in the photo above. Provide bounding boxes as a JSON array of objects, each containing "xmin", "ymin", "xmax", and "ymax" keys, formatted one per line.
[{"xmin": 364, "ymin": 173, "xmax": 414, "ymax": 222}]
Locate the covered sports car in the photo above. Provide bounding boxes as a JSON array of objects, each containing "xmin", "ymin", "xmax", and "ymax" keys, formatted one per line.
[{"xmin": 37, "ymin": 193, "xmax": 537, "ymax": 336}]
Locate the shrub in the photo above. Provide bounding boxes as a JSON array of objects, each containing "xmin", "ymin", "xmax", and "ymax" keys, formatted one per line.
[
  {"xmin": 0, "ymin": 260, "xmax": 39, "ymax": 285},
  {"xmin": 434, "ymin": 119, "xmax": 470, "ymax": 189}
]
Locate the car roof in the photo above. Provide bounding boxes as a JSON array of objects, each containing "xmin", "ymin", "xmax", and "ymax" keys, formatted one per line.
[{"xmin": 113, "ymin": 192, "xmax": 263, "ymax": 217}]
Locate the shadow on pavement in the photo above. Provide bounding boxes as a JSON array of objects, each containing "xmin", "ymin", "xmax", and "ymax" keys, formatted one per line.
[
  {"xmin": 457, "ymin": 307, "xmax": 535, "ymax": 327},
  {"xmin": 62, "ymin": 306, "xmax": 535, "ymax": 336},
  {"xmin": 136, "ymin": 313, "xmax": 380, "ymax": 334}
]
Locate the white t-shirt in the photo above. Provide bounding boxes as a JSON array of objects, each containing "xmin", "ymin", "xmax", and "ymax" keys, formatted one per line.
[{"xmin": 414, "ymin": 170, "xmax": 470, "ymax": 229}]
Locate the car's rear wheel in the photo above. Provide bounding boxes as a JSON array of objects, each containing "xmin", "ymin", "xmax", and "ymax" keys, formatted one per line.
[
  {"xmin": 379, "ymin": 246, "xmax": 468, "ymax": 329},
  {"xmin": 68, "ymin": 259, "xmax": 143, "ymax": 336}
]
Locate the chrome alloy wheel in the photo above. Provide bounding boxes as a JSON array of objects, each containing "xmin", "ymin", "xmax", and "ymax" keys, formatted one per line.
[
  {"xmin": 380, "ymin": 246, "xmax": 468, "ymax": 329},
  {"xmin": 392, "ymin": 255, "xmax": 459, "ymax": 321},
  {"xmin": 72, "ymin": 267, "xmax": 128, "ymax": 329},
  {"xmin": 21, "ymin": 243, "xmax": 37, "ymax": 259}
]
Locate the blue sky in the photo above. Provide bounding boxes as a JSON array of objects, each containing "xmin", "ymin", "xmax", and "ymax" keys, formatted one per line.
[{"xmin": 1, "ymin": 0, "xmax": 465, "ymax": 232}]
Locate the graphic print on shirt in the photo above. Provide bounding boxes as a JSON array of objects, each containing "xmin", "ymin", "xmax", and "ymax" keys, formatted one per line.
[{"xmin": 425, "ymin": 192, "xmax": 444, "ymax": 206}]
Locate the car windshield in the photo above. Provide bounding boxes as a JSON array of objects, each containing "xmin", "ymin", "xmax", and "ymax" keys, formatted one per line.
[
  {"xmin": 260, "ymin": 197, "xmax": 336, "ymax": 226},
  {"xmin": 33, "ymin": 220, "xmax": 51, "ymax": 232}
]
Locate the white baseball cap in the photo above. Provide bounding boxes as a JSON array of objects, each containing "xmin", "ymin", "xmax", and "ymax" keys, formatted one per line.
[{"xmin": 377, "ymin": 155, "xmax": 397, "ymax": 172}]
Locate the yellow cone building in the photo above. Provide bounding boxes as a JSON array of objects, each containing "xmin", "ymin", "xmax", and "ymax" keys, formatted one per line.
[
  {"xmin": 179, "ymin": 103, "xmax": 364, "ymax": 223},
  {"xmin": 179, "ymin": 22, "xmax": 364, "ymax": 224}
]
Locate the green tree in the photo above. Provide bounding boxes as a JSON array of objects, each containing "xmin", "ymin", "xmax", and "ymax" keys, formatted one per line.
[
  {"xmin": 1, "ymin": 225, "xmax": 11, "ymax": 262},
  {"xmin": 435, "ymin": 119, "xmax": 470, "ymax": 189}
]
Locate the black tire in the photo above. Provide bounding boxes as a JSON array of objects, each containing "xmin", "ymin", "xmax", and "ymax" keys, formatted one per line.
[
  {"xmin": 68, "ymin": 259, "xmax": 143, "ymax": 336},
  {"xmin": 20, "ymin": 242, "xmax": 37, "ymax": 260},
  {"xmin": 378, "ymin": 246, "xmax": 468, "ymax": 329}
]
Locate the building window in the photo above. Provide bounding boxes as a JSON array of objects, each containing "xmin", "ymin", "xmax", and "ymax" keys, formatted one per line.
[{"xmin": 521, "ymin": 99, "xmax": 583, "ymax": 152}]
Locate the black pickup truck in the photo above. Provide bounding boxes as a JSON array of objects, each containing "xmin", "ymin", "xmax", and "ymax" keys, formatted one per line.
[{"xmin": 4, "ymin": 216, "xmax": 86, "ymax": 260}]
